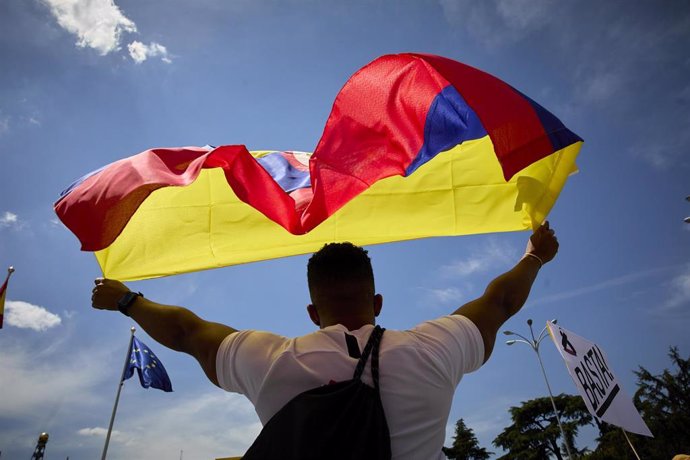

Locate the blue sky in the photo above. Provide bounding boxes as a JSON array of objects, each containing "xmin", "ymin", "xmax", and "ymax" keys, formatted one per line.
[{"xmin": 1, "ymin": 0, "xmax": 689, "ymax": 458}]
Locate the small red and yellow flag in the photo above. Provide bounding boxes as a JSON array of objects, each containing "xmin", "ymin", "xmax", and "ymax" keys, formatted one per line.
[{"xmin": 0, "ymin": 267, "xmax": 14, "ymax": 329}]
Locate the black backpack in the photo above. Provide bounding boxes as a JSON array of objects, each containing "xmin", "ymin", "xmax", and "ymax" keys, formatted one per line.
[{"xmin": 242, "ymin": 325, "xmax": 391, "ymax": 460}]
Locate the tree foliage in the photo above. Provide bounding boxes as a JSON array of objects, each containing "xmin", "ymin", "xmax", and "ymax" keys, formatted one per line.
[
  {"xmin": 587, "ymin": 347, "xmax": 690, "ymax": 459},
  {"xmin": 443, "ymin": 418, "xmax": 491, "ymax": 460},
  {"xmin": 450, "ymin": 347, "xmax": 689, "ymax": 459},
  {"xmin": 493, "ymin": 394, "xmax": 593, "ymax": 460}
]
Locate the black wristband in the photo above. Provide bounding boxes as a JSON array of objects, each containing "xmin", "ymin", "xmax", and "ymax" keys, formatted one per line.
[{"xmin": 117, "ymin": 291, "xmax": 143, "ymax": 316}]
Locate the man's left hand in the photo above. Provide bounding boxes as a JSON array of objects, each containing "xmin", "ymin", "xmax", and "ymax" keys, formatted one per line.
[{"xmin": 92, "ymin": 278, "xmax": 130, "ymax": 311}]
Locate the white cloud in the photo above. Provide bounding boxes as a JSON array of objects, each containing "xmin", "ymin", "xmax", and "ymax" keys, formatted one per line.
[
  {"xmin": 529, "ymin": 264, "xmax": 683, "ymax": 307},
  {"xmin": 423, "ymin": 238, "xmax": 519, "ymax": 307},
  {"xmin": 77, "ymin": 426, "xmax": 109, "ymax": 437},
  {"xmin": 423, "ymin": 287, "xmax": 465, "ymax": 304},
  {"xmin": 5, "ymin": 300, "xmax": 62, "ymax": 331},
  {"xmin": 629, "ymin": 128, "xmax": 690, "ymax": 170},
  {"xmin": 77, "ymin": 427, "xmax": 130, "ymax": 443},
  {"xmin": 664, "ymin": 269, "xmax": 690, "ymax": 310},
  {"xmin": 439, "ymin": 1, "xmax": 690, "ymax": 169},
  {"xmin": 0, "ymin": 211, "xmax": 19, "ymax": 228},
  {"xmin": 78, "ymin": 426, "xmax": 119, "ymax": 438},
  {"xmin": 127, "ymin": 40, "xmax": 171, "ymax": 64},
  {"xmin": 42, "ymin": 0, "xmax": 172, "ymax": 63},
  {"xmin": 42, "ymin": 0, "xmax": 137, "ymax": 55},
  {"xmin": 439, "ymin": 0, "xmax": 555, "ymax": 48},
  {"xmin": 578, "ymin": 72, "xmax": 622, "ymax": 104},
  {"xmin": 565, "ymin": 7, "xmax": 690, "ymax": 168},
  {"xmin": 441, "ymin": 238, "xmax": 518, "ymax": 278},
  {"xmin": 107, "ymin": 391, "xmax": 262, "ymax": 458},
  {"xmin": 0, "ymin": 109, "xmax": 42, "ymax": 135},
  {"xmin": 442, "ymin": 258, "xmax": 485, "ymax": 277},
  {"xmin": 0, "ymin": 116, "xmax": 9, "ymax": 136},
  {"xmin": 495, "ymin": 0, "xmax": 551, "ymax": 31},
  {"xmin": 0, "ymin": 343, "xmax": 112, "ymax": 419}
]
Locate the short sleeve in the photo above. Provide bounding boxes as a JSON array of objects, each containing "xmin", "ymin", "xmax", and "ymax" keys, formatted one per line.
[
  {"xmin": 215, "ymin": 330, "xmax": 289, "ymax": 402},
  {"xmin": 407, "ymin": 315, "xmax": 485, "ymax": 386}
]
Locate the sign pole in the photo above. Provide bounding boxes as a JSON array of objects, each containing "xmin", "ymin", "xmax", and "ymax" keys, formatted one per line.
[{"xmin": 621, "ymin": 429, "xmax": 641, "ymax": 460}]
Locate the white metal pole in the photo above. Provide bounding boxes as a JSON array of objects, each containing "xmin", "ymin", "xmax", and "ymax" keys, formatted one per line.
[
  {"xmin": 508, "ymin": 320, "xmax": 576, "ymax": 459},
  {"xmin": 101, "ymin": 327, "xmax": 135, "ymax": 460},
  {"xmin": 535, "ymin": 346, "xmax": 575, "ymax": 459}
]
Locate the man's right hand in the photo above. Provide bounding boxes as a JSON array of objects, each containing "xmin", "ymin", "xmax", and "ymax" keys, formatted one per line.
[
  {"xmin": 90, "ymin": 277, "xmax": 237, "ymax": 387},
  {"xmin": 92, "ymin": 278, "xmax": 130, "ymax": 311},
  {"xmin": 525, "ymin": 221, "xmax": 559, "ymax": 265}
]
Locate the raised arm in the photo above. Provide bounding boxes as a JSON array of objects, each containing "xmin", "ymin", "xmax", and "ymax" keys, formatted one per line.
[
  {"xmin": 454, "ymin": 222, "xmax": 559, "ymax": 363},
  {"xmin": 91, "ymin": 279, "xmax": 236, "ymax": 386}
]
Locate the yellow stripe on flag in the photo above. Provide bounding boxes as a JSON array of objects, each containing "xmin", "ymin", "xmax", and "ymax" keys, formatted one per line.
[{"xmin": 96, "ymin": 136, "xmax": 580, "ymax": 280}]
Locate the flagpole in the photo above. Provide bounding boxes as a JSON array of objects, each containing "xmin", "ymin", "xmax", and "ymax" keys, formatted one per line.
[
  {"xmin": 101, "ymin": 327, "xmax": 136, "ymax": 460},
  {"xmin": 3, "ymin": 266, "xmax": 14, "ymax": 288},
  {"xmin": 621, "ymin": 429, "xmax": 641, "ymax": 460},
  {"xmin": 4, "ymin": 266, "xmax": 14, "ymax": 288}
]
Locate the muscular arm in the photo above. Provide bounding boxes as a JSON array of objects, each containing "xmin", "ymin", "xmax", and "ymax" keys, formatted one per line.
[
  {"xmin": 92, "ymin": 279, "xmax": 236, "ymax": 387},
  {"xmin": 454, "ymin": 222, "xmax": 558, "ymax": 363}
]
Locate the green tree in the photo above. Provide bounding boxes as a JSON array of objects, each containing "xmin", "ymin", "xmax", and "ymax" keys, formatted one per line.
[
  {"xmin": 443, "ymin": 418, "xmax": 491, "ymax": 460},
  {"xmin": 585, "ymin": 421, "xmax": 637, "ymax": 460},
  {"xmin": 493, "ymin": 394, "xmax": 593, "ymax": 460},
  {"xmin": 587, "ymin": 346, "xmax": 690, "ymax": 459}
]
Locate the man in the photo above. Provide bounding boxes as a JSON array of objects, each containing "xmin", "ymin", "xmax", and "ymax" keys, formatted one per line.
[{"xmin": 92, "ymin": 222, "xmax": 558, "ymax": 459}]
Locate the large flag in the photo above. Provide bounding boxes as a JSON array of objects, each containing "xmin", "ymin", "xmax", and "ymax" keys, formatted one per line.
[
  {"xmin": 54, "ymin": 53, "xmax": 582, "ymax": 281},
  {"xmin": 546, "ymin": 321, "xmax": 652, "ymax": 436},
  {"xmin": 124, "ymin": 336, "xmax": 173, "ymax": 392},
  {"xmin": 0, "ymin": 267, "xmax": 14, "ymax": 329}
]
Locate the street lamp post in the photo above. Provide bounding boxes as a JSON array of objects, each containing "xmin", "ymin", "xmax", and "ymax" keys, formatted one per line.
[{"xmin": 504, "ymin": 319, "xmax": 575, "ymax": 460}]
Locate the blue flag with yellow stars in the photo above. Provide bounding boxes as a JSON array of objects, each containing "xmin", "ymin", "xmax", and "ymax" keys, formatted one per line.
[{"xmin": 124, "ymin": 336, "xmax": 173, "ymax": 392}]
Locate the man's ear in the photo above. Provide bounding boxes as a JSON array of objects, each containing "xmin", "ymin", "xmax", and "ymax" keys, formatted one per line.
[
  {"xmin": 307, "ymin": 304, "xmax": 321, "ymax": 327},
  {"xmin": 373, "ymin": 293, "xmax": 383, "ymax": 317}
]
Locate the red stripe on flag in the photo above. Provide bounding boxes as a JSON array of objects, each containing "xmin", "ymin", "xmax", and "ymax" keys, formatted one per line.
[
  {"xmin": 302, "ymin": 54, "xmax": 449, "ymax": 230},
  {"xmin": 55, "ymin": 146, "xmax": 303, "ymax": 251},
  {"xmin": 412, "ymin": 53, "xmax": 554, "ymax": 180}
]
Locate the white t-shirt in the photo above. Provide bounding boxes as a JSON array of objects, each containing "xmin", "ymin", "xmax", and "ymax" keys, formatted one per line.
[{"xmin": 216, "ymin": 315, "xmax": 484, "ymax": 460}]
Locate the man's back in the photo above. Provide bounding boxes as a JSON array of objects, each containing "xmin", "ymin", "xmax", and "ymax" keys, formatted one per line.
[
  {"xmin": 91, "ymin": 226, "xmax": 559, "ymax": 458},
  {"xmin": 216, "ymin": 315, "xmax": 484, "ymax": 460}
]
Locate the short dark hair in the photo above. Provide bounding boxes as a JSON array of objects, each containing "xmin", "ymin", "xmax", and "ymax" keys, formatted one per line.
[{"xmin": 307, "ymin": 242, "xmax": 374, "ymax": 300}]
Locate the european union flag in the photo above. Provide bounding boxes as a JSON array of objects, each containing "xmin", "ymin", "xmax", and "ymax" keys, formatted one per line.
[{"xmin": 124, "ymin": 336, "xmax": 173, "ymax": 392}]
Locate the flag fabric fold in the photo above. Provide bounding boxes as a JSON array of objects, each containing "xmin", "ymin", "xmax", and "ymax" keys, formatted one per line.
[
  {"xmin": 54, "ymin": 53, "xmax": 582, "ymax": 281},
  {"xmin": 124, "ymin": 336, "xmax": 173, "ymax": 392}
]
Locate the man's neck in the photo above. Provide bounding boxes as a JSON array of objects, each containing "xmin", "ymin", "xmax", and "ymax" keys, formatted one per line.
[{"xmin": 321, "ymin": 317, "xmax": 374, "ymax": 331}]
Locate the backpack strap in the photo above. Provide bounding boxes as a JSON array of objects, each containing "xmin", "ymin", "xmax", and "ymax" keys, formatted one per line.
[
  {"xmin": 352, "ymin": 325, "xmax": 385, "ymax": 390},
  {"xmin": 345, "ymin": 333, "xmax": 362, "ymax": 358}
]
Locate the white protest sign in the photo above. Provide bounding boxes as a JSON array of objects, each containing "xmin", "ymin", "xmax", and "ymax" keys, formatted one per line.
[{"xmin": 546, "ymin": 321, "xmax": 652, "ymax": 437}]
